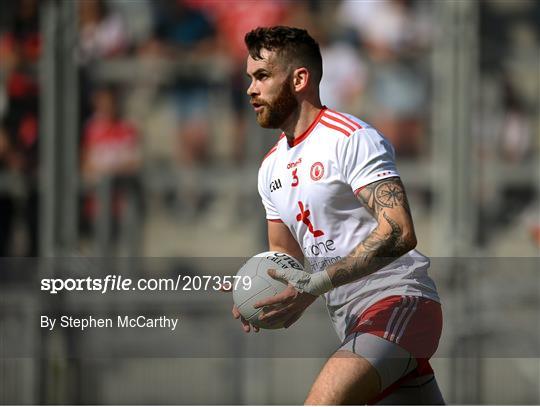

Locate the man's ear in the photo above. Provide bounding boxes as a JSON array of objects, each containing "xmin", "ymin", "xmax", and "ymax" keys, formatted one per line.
[{"xmin": 292, "ymin": 67, "xmax": 309, "ymax": 92}]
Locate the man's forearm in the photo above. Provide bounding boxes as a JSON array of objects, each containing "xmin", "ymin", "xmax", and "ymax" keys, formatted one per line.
[
  {"xmin": 326, "ymin": 213, "xmax": 416, "ymax": 288},
  {"xmin": 266, "ymin": 213, "xmax": 415, "ymax": 296}
]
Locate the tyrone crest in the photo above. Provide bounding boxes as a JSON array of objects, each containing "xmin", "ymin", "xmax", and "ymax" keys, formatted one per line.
[{"xmin": 310, "ymin": 162, "xmax": 324, "ymax": 181}]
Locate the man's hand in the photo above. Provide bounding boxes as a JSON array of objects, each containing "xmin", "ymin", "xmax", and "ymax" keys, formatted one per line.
[
  {"xmin": 231, "ymin": 304, "xmax": 259, "ymax": 333},
  {"xmin": 227, "ymin": 266, "xmax": 332, "ymax": 331},
  {"xmin": 223, "ymin": 284, "xmax": 260, "ymax": 333},
  {"xmin": 255, "ymin": 285, "xmax": 316, "ymax": 328},
  {"xmin": 254, "ymin": 268, "xmax": 331, "ymax": 328}
]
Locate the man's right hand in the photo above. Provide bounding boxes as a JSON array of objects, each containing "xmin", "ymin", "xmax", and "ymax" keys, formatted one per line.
[
  {"xmin": 231, "ymin": 305, "xmax": 259, "ymax": 333},
  {"xmin": 221, "ymin": 284, "xmax": 259, "ymax": 333}
]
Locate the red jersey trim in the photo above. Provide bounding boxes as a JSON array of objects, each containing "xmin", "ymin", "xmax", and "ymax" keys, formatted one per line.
[
  {"xmin": 261, "ymin": 134, "xmax": 285, "ymax": 164},
  {"xmin": 353, "ymin": 186, "xmax": 366, "ymax": 196},
  {"xmin": 268, "ymin": 218, "xmax": 283, "ymax": 223},
  {"xmin": 327, "ymin": 109, "xmax": 363, "ymax": 129},
  {"xmin": 261, "ymin": 146, "xmax": 277, "ymax": 163},
  {"xmin": 323, "ymin": 112, "xmax": 361, "ymax": 132},
  {"xmin": 288, "ymin": 106, "xmax": 327, "ymax": 147},
  {"xmin": 320, "ymin": 118, "xmax": 352, "ymax": 137}
]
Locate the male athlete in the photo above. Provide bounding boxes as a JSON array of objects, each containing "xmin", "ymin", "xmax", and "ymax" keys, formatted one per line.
[{"xmin": 232, "ymin": 26, "xmax": 444, "ymax": 404}]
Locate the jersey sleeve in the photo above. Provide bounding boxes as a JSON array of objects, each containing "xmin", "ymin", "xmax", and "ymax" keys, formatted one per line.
[
  {"xmin": 257, "ymin": 165, "xmax": 281, "ymax": 221},
  {"xmin": 339, "ymin": 128, "xmax": 400, "ymax": 192}
]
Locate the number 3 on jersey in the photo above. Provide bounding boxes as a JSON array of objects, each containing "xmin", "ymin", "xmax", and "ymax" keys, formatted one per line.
[{"xmin": 291, "ymin": 168, "xmax": 299, "ymax": 187}]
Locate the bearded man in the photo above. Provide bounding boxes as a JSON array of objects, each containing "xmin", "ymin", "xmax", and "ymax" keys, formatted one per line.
[{"xmin": 231, "ymin": 26, "xmax": 444, "ymax": 405}]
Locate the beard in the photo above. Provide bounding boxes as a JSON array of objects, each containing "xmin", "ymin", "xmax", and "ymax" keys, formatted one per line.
[{"xmin": 255, "ymin": 78, "xmax": 298, "ymax": 129}]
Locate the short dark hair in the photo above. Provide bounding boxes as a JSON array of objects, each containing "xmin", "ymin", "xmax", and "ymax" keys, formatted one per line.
[{"xmin": 245, "ymin": 26, "xmax": 323, "ymax": 85}]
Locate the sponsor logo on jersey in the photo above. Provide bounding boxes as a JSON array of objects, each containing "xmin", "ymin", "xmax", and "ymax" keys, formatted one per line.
[
  {"xmin": 304, "ymin": 239, "xmax": 335, "ymax": 255},
  {"xmin": 287, "ymin": 157, "xmax": 302, "ymax": 169},
  {"xmin": 269, "ymin": 179, "xmax": 282, "ymax": 192},
  {"xmin": 310, "ymin": 162, "xmax": 324, "ymax": 181},
  {"xmin": 296, "ymin": 201, "xmax": 324, "ymax": 237},
  {"xmin": 307, "ymin": 254, "xmax": 342, "ymax": 272}
]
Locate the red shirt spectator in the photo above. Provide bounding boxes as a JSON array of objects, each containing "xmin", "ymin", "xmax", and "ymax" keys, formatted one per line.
[
  {"xmin": 81, "ymin": 87, "xmax": 141, "ymax": 184},
  {"xmin": 185, "ymin": 0, "xmax": 289, "ymax": 62}
]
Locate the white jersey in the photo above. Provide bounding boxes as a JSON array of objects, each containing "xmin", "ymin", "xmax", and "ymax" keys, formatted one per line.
[{"xmin": 257, "ymin": 107, "xmax": 440, "ymax": 341}]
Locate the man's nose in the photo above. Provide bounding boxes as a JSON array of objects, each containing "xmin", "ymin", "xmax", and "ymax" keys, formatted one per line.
[{"xmin": 247, "ymin": 81, "xmax": 258, "ymax": 97}]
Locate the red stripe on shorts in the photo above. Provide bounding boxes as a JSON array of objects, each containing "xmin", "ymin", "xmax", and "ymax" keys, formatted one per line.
[
  {"xmin": 349, "ymin": 295, "xmax": 442, "ymax": 359},
  {"xmin": 350, "ymin": 295, "xmax": 442, "ymax": 405}
]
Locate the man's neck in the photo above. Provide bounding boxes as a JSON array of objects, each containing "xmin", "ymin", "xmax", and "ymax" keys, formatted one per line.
[{"xmin": 281, "ymin": 101, "xmax": 323, "ymax": 144}]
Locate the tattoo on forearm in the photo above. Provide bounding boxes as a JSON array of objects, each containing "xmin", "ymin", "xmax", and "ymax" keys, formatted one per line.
[{"xmin": 329, "ymin": 178, "xmax": 415, "ymax": 288}]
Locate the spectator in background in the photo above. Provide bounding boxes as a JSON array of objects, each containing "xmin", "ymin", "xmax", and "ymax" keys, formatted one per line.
[
  {"xmin": 336, "ymin": 0, "xmax": 432, "ymax": 156},
  {"xmin": 149, "ymin": 0, "xmax": 216, "ymax": 172},
  {"xmin": 81, "ymin": 85, "xmax": 141, "ymax": 233},
  {"xmin": 134, "ymin": 0, "xmax": 219, "ymax": 215},
  {"xmin": 0, "ymin": 0, "xmax": 40, "ymax": 161},
  {"xmin": 318, "ymin": 26, "xmax": 367, "ymax": 114},
  {"xmin": 135, "ymin": 0, "xmax": 215, "ymax": 174},
  {"xmin": 78, "ymin": 0, "xmax": 131, "ymax": 141},
  {"xmin": 0, "ymin": 0, "xmax": 40, "ymax": 256},
  {"xmin": 500, "ymin": 76, "xmax": 532, "ymax": 163},
  {"xmin": 106, "ymin": 0, "xmax": 154, "ymax": 47},
  {"xmin": 0, "ymin": 0, "xmax": 40, "ymax": 68},
  {"xmin": 369, "ymin": 61, "xmax": 428, "ymax": 157},
  {"xmin": 184, "ymin": 0, "xmax": 291, "ymax": 164},
  {"xmin": 337, "ymin": 0, "xmax": 411, "ymax": 61},
  {"xmin": 82, "ymin": 86, "xmax": 141, "ymax": 184},
  {"xmin": 152, "ymin": 0, "xmax": 215, "ymax": 55},
  {"xmin": 0, "ymin": 125, "xmax": 19, "ymax": 256},
  {"xmin": 78, "ymin": 0, "xmax": 128, "ymax": 63},
  {"xmin": 186, "ymin": 0, "xmax": 288, "ymax": 62}
]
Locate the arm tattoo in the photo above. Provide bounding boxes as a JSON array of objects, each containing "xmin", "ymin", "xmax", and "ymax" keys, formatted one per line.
[
  {"xmin": 357, "ymin": 177, "xmax": 412, "ymax": 218},
  {"xmin": 328, "ymin": 177, "xmax": 415, "ymax": 288}
]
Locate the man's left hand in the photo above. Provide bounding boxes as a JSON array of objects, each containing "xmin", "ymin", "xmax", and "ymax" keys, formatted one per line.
[
  {"xmin": 254, "ymin": 276, "xmax": 317, "ymax": 328},
  {"xmin": 254, "ymin": 268, "xmax": 333, "ymax": 328}
]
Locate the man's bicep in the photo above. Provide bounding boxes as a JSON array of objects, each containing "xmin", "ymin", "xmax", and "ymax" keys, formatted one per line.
[
  {"xmin": 267, "ymin": 221, "xmax": 304, "ymax": 263},
  {"xmin": 355, "ymin": 177, "xmax": 415, "ymax": 236}
]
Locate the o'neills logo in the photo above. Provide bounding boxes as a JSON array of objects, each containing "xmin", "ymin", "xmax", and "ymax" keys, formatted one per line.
[
  {"xmin": 287, "ymin": 157, "xmax": 302, "ymax": 169},
  {"xmin": 310, "ymin": 162, "xmax": 324, "ymax": 181},
  {"xmin": 266, "ymin": 252, "xmax": 303, "ymax": 270},
  {"xmin": 296, "ymin": 201, "xmax": 324, "ymax": 238}
]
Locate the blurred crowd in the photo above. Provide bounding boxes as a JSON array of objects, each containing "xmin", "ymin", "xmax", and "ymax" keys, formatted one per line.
[{"xmin": 0, "ymin": 0, "xmax": 538, "ymax": 256}]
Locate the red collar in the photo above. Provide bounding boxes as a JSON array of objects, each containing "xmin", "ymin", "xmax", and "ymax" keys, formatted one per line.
[{"xmin": 286, "ymin": 106, "xmax": 327, "ymax": 148}]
